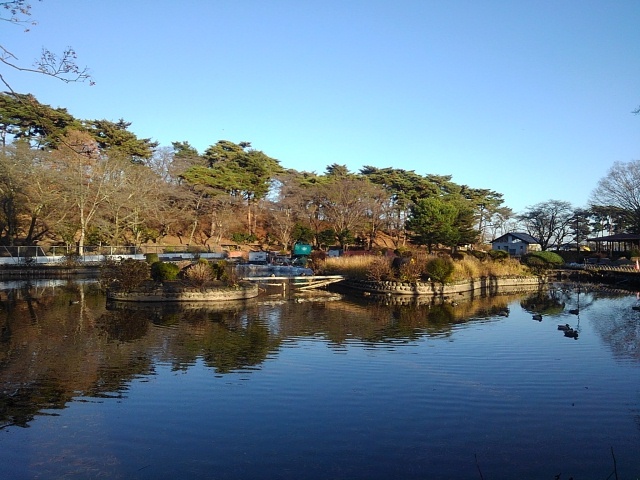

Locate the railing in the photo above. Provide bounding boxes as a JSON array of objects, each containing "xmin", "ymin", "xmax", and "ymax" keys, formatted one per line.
[
  {"xmin": 584, "ymin": 264, "xmax": 640, "ymax": 273},
  {"xmin": 0, "ymin": 245, "xmax": 227, "ymax": 265},
  {"xmin": 566, "ymin": 263, "xmax": 640, "ymax": 273}
]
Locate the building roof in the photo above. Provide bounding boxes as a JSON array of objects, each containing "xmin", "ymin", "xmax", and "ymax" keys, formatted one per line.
[
  {"xmin": 491, "ymin": 232, "xmax": 540, "ymax": 244},
  {"xmin": 587, "ymin": 233, "xmax": 640, "ymax": 242}
]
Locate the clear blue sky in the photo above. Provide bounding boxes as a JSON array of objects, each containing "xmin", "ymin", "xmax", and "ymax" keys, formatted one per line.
[{"xmin": 3, "ymin": 0, "xmax": 639, "ymax": 213}]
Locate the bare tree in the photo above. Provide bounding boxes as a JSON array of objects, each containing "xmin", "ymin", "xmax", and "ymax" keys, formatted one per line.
[
  {"xmin": 590, "ymin": 160, "xmax": 640, "ymax": 233},
  {"xmin": 318, "ymin": 177, "xmax": 378, "ymax": 249},
  {"xmin": 518, "ymin": 200, "xmax": 575, "ymax": 251},
  {"xmin": 360, "ymin": 182, "xmax": 391, "ymax": 250},
  {"xmin": 49, "ymin": 130, "xmax": 125, "ymax": 254}
]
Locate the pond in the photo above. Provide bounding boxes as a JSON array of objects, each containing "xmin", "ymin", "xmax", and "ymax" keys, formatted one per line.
[{"xmin": 0, "ymin": 279, "xmax": 639, "ymax": 479}]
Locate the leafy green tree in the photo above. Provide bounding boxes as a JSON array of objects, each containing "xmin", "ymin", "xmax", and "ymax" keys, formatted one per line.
[
  {"xmin": 458, "ymin": 186, "xmax": 505, "ymax": 243},
  {"xmin": 292, "ymin": 224, "xmax": 314, "ymax": 244},
  {"xmin": 570, "ymin": 208, "xmax": 591, "ymax": 251},
  {"xmin": 406, "ymin": 196, "xmax": 478, "ymax": 253},
  {"xmin": 406, "ymin": 197, "xmax": 456, "ymax": 252},
  {"xmin": 202, "ymin": 140, "xmax": 249, "ymax": 166},
  {"xmin": 317, "ymin": 228, "xmax": 337, "ymax": 249},
  {"xmin": 182, "ymin": 140, "xmax": 281, "ymax": 236},
  {"xmin": 588, "ymin": 205, "xmax": 629, "ymax": 237},
  {"xmin": 325, "ymin": 163, "xmax": 351, "ymax": 177},
  {"xmin": 169, "ymin": 141, "xmax": 203, "ymax": 178},
  {"xmin": 0, "ymin": 92, "xmax": 79, "ymax": 147},
  {"xmin": 360, "ymin": 166, "xmax": 461, "ymax": 247},
  {"xmin": 451, "ymin": 197, "xmax": 480, "ymax": 249},
  {"xmin": 84, "ymin": 119, "xmax": 157, "ymax": 163},
  {"xmin": 172, "ymin": 140, "xmax": 200, "ymax": 160}
]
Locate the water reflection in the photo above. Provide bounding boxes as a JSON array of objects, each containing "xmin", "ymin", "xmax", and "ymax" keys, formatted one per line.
[{"xmin": 2, "ymin": 280, "xmax": 640, "ymax": 432}]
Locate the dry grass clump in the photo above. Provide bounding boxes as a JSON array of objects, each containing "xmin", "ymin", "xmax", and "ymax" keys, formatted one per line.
[
  {"xmin": 486, "ymin": 257, "xmax": 530, "ymax": 276},
  {"xmin": 318, "ymin": 255, "xmax": 380, "ymax": 280},
  {"xmin": 451, "ymin": 254, "xmax": 530, "ymax": 281},
  {"xmin": 317, "ymin": 251, "xmax": 530, "ymax": 283},
  {"xmin": 184, "ymin": 261, "xmax": 214, "ymax": 286}
]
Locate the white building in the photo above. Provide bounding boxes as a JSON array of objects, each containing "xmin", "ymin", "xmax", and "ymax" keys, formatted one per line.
[{"xmin": 491, "ymin": 232, "xmax": 541, "ymax": 256}]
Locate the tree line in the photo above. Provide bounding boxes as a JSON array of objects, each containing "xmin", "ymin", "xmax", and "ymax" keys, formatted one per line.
[
  {"xmin": 0, "ymin": 92, "xmax": 519, "ymax": 254},
  {"xmin": 1, "ymin": 91, "xmax": 637, "ymax": 255}
]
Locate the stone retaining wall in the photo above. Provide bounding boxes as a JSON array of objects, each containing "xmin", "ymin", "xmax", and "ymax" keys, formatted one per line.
[
  {"xmin": 107, "ymin": 282, "xmax": 259, "ymax": 302},
  {"xmin": 343, "ymin": 275, "xmax": 544, "ymax": 296}
]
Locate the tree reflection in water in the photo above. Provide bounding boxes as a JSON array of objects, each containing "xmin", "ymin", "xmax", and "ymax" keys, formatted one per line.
[{"xmin": 1, "ymin": 280, "xmax": 640, "ymax": 432}]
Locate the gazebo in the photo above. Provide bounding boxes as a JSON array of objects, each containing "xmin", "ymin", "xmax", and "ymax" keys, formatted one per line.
[{"xmin": 587, "ymin": 233, "xmax": 640, "ymax": 254}]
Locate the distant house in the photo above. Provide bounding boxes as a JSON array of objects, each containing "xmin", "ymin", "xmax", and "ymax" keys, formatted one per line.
[{"xmin": 491, "ymin": 232, "xmax": 541, "ymax": 255}]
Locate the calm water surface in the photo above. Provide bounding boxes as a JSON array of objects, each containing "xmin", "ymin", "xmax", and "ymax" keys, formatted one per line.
[{"xmin": 0, "ymin": 280, "xmax": 639, "ymax": 479}]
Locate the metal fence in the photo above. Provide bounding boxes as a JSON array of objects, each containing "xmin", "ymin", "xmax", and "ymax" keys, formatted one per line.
[{"xmin": 0, "ymin": 245, "xmax": 227, "ymax": 265}]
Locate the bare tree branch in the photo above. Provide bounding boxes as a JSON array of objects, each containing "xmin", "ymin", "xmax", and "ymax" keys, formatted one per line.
[{"xmin": 1, "ymin": 1, "xmax": 94, "ymax": 87}]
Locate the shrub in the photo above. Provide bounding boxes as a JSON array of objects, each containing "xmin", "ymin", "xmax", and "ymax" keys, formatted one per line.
[
  {"xmin": 488, "ymin": 249, "xmax": 509, "ymax": 261},
  {"xmin": 307, "ymin": 250, "xmax": 326, "ymax": 271},
  {"xmin": 231, "ymin": 232, "xmax": 256, "ymax": 244},
  {"xmin": 394, "ymin": 246, "xmax": 412, "ymax": 257},
  {"xmin": 185, "ymin": 261, "xmax": 214, "ymax": 286},
  {"xmin": 425, "ymin": 256, "xmax": 455, "ymax": 284},
  {"xmin": 471, "ymin": 250, "xmax": 487, "ymax": 261},
  {"xmin": 145, "ymin": 253, "xmax": 159, "ymax": 264},
  {"xmin": 398, "ymin": 257, "xmax": 424, "ymax": 282},
  {"xmin": 151, "ymin": 261, "xmax": 180, "ymax": 282},
  {"xmin": 524, "ymin": 251, "xmax": 564, "ymax": 267},
  {"xmin": 210, "ymin": 260, "xmax": 239, "ymax": 285},
  {"xmin": 522, "ymin": 251, "xmax": 564, "ymax": 274},
  {"xmin": 102, "ymin": 259, "xmax": 150, "ymax": 291},
  {"xmin": 60, "ymin": 252, "xmax": 81, "ymax": 267},
  {"xmin": 211, "ymin": 260, "xmax": 227, "ymax": 281},
  {"xmin": 366, "ymin": 257, "xmax": 394, "ymax": 282}
]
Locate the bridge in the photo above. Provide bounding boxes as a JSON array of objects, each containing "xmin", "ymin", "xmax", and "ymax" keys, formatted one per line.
[{"xmin": 242, "ymin": 275, "xmax": 345, "ymax": 290}]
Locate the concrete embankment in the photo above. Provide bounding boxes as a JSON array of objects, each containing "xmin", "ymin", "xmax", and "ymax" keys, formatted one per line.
[
  {"xmin": 106, "ymin": 282, "xmax": 259, "ymax": 302},
  {"xmin": 341, "ymin": 275, "xmax": 544, "ymax": 298}
]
